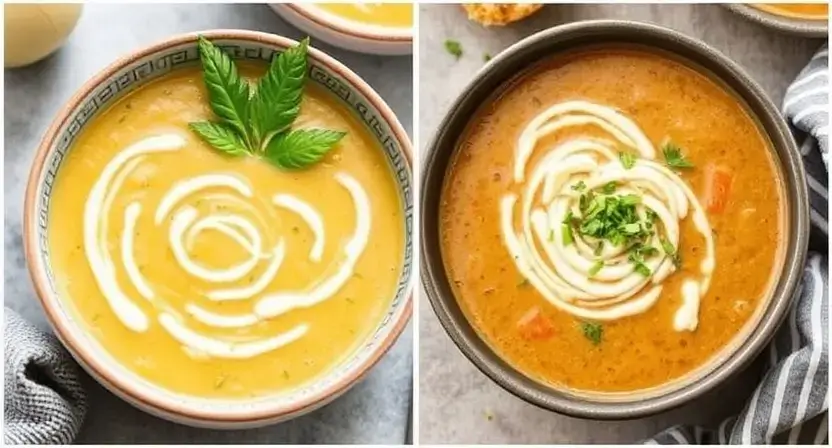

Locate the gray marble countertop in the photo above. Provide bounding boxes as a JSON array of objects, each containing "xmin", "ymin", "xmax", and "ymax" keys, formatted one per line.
[
  {"xmin": 4, "ymin": 3, "xmax": 412, "ymax": 444},
  {"xmin": 417, "ymin": 4, "xmax": 824, "ymax": 444}
]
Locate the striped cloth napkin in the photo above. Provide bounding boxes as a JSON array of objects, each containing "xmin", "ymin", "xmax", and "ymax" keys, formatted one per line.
[
  {"xmin": 4, "ymin": 308, "xmax": 87, "ymax": 444},
  {"xmin": 648, "ymin": 45, "xmax": 829, "ymax": 445}
]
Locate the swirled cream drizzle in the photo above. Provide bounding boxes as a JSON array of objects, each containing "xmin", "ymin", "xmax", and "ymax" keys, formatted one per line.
[
  {"xmin": 84, "ymin": 133, "xmax": 372, "ymax": 358},
  {"xmin": 501, "ymin": 101, "xmax": 715, "ymax": 330}
]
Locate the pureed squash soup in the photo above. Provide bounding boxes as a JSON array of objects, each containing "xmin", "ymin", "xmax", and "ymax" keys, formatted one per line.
[
  {"xmin": 440, "ymin": 47, "xmax": 785, "ymax": 394},
  {"xmin": 315, "ymin": 3, "xmax": 413, "ymax": 28},
  {"xmin": 47, "ymin": 57, "xmax": 404, "ymax": 398}
]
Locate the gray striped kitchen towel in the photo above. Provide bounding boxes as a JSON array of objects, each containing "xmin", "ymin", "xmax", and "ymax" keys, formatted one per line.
[
  {"xmin": 4, "ymin": 308, "xmax": 87, "ymax": 444},
  {"xmin": 647, "ymin": 45, "xmax": 829, "ymax": 445}
]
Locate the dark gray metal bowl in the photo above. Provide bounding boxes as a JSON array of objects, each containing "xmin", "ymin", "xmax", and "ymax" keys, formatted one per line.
[
  {"xmin": 724, "ymin": 4, "xmax": 827, "ymax": 38},
  {"xmin": 420, "ymin": 20, "xmax": 809, "ymax": 420}
]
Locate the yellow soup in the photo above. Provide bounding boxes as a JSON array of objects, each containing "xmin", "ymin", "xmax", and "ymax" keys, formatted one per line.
[
  {"xmin": 316, "ymin": 3, "xmax": 413, "ymax": 28},
  {"xmin": 48, "ymin": 64, "xmax": 404, "ymax": 398}
]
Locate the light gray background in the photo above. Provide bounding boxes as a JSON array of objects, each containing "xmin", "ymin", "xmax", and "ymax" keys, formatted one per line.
[
  {"xmin": 418, "ymin": 3, "xmax": 825, "ymax": 444},
  {"xmin": 4, "ymin": 3, "xmax": 413, "ymax": 444}
]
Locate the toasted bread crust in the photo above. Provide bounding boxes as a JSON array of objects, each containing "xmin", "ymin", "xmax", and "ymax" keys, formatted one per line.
[{"xmin": 462, "ymin": 3, "xmax": 543, "ymax": 26}]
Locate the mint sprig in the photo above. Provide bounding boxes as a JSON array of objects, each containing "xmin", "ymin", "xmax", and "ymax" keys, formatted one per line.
[
  {"xmin": 190, "ymin": 36, "xmax": 345, "ymax": 170},
  {"xmin": 265, "ymin": 129, "xmax": 347, "ymax": 169}
]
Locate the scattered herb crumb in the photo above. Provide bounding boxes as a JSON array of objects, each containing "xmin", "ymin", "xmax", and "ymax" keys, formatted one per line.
[
  {"xmin": 661, "ymin": 238, "xmax": 682, "ymax": 268},
  {"xmin": 562, "ymin": 223, "xmax": 574, "ymax": 246},
  {"xmin": 517, "ymin": 278, "xmax": 530, "ymax": 288},
  {"xmin": 588, "ymin": 260, "xmax": 604, "ymax": 277},
  {"xmin": 580, "ymin": 321, "xmax": 603, "ymax": 345},
  {"xmin": 445, "ymin": 39, "xmax": 463, "ymax": 59},
  {"xmin": 214, "ymin": 374, "xmax": 229, "ymax": 390},
  {"xmin": 662, "ymin": 142, "xmax": 694, "ymax": 169},
  {"xmin": 483, "ymin": 53, "xmax": 492, "ymax": 62},
  {"xmin": 619, "ymin": 151, "xmax": 637, "ymax": 169},
  {"xmin": 485, "ymin": 409, "xmax": 495, "ymax": 421}
]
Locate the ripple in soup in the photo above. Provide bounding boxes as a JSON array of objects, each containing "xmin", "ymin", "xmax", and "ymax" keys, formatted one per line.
[
  {"xmin": 440, "ymin": 48, "xmax": 784, "ymax": 394},
  {"xmin": 48, "ymin": 64, "xmax": 404, "ymax": 398}
]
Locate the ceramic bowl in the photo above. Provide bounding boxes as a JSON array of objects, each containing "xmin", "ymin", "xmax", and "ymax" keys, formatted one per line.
[
  {"xmin": 420, "ymin": 20, "xmax": 809, "ymax": 420},
  {"xmin": 724, "ymin": 4, "xmax": 827, "ymax": 38},
  {"xmin": 269, "ymin": 4, "xmax": 412, "ymax": 55},
  {"xmin": 24, "ymin": 29, "xmax": 413, "ymax": 429}
]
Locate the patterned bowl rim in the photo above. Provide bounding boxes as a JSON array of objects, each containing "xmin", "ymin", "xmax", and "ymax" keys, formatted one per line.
[
  {"xmin": 23, "ymin": 29, "xmax": 413, "ymax": 424},
  {"xmin": 283, "ymin": 3, "xmax": 412, "ymax": 42}
]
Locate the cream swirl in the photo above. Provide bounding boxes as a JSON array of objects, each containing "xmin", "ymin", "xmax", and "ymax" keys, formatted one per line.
[
  {"xmin": 84, "ymin": 133, "xmax": 371, "ymax": 358},
  {"xmin": 501, "ymin": 101, "xmax": 715, "ymax": 330}
]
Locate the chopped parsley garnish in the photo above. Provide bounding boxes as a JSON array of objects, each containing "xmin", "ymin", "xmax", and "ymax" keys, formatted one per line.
[
  {"xmin": 588, "ymin": 260, "xmax": 604, "ymax": 277},
  {"xmin": 662, "ymin": 142, "xmax": 694, "ymax": 169},
  {"xmin": 661, "ymin": 238, "xmax": 683, "ymax": 268},
  {"xmin": 601, "ymin": 181, "xmax": 618, "ymax": 194},
  {"xmin": 628, "ymin": 243, "xmax": 657, "ymax": 276},
  {"xmin": 619, "ymin": 151, "xmax": 637, "ymax": 169},
  {"xmin": 571, "ymin": 180, "xmax": 587, "ymax": 192},
  {"xmin": 633, "ymin": 262, "xmax": 652, "ymax": 276},
  {"xmin": 562, "ymin": 223, "xmax": 574, "ymax": 246},
  {"xmin": 444, "ymin": 39, "xmax": 463, "ymax": 59},
  {"xmin": 580, "ymin": 321, "xmax": 603, "ymax": 345},
  {"xmin": 483, "ymin": 53, "xmax": 492, "ymax": 62},
  {"xmin": 575, "ymin": 192, "xmax": 651, "ymax": 246}
]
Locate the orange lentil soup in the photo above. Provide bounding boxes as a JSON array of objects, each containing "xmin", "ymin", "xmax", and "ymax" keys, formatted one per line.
[
  {"xmin": 440, "ymin": 48, "xmax": 784, "ymax": 393},
  {"xmin": 753, "ymin": 3, "xmax": 828, "ymax": 20}
]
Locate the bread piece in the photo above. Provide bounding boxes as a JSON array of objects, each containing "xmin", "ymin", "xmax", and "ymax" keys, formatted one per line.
[{"xmin": 462, "ymin": 3, "xmax": 543, "ymax": 26}]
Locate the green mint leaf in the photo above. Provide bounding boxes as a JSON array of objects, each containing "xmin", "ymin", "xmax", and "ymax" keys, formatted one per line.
[
  {"xmin": 580, "ymin": 321, "xmax": 603, "ymax": 345},
  {"xmin": 197, "ymin": 36, "xmax": 251, "ymax": 142},
  {"xmin": 571, "ymin": 180, "xmax": 587, "ymax": 192},
  {"xmin": 249, "ymin": 37, "xmax": 309, "ymax": 149},
  {"xmin": 662, "ymin": 142, "xmax": 694, "ymax": 169},
  {"xmin": 619, "ymin": 151, "xmax": 637, "ymax": 169},
  {"xmin": 264, "ymin": 128, "xmax": 345, "ymax": 170},
  {"xmin": 445, "ymin": 39, "xmax": 463, "ymax": 59},
  {"xmin": 189, "ymin": 122, "xmax": 249, "ymax": 156}
]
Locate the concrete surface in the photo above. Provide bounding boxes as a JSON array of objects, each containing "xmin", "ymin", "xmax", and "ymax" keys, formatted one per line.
[
  {"xmin": 417, "ymin": 3, "xmax": 825, "ymax": 444},
  {"xmin": 4, "ymin": 3, "xmax": 413, "ymax": 444}
]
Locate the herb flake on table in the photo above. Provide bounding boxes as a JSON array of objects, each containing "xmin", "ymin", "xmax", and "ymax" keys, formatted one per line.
[
  {"xmin": 444, "ymin": 39, "xmax": 463, "ymax": 59},
  {"xmin": 189, "ymin": 36, "xmax": 345, "ymax": 170}
]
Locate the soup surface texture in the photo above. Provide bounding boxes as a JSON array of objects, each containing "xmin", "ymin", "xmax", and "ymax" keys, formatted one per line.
[
  {"xmin": 440, "ymin": 49, "xmax": 783, "ymax": 393},
  {"xmin": 753, "ymin": 3, "xmax": 828, "ymax": 19},
  {"xmin": 48, "ymin": 64, "xmax": 403, "ymax": 398},
  {"xmin": 315, "ymin": 3, "xmax": 413, "ymax": 28}
]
